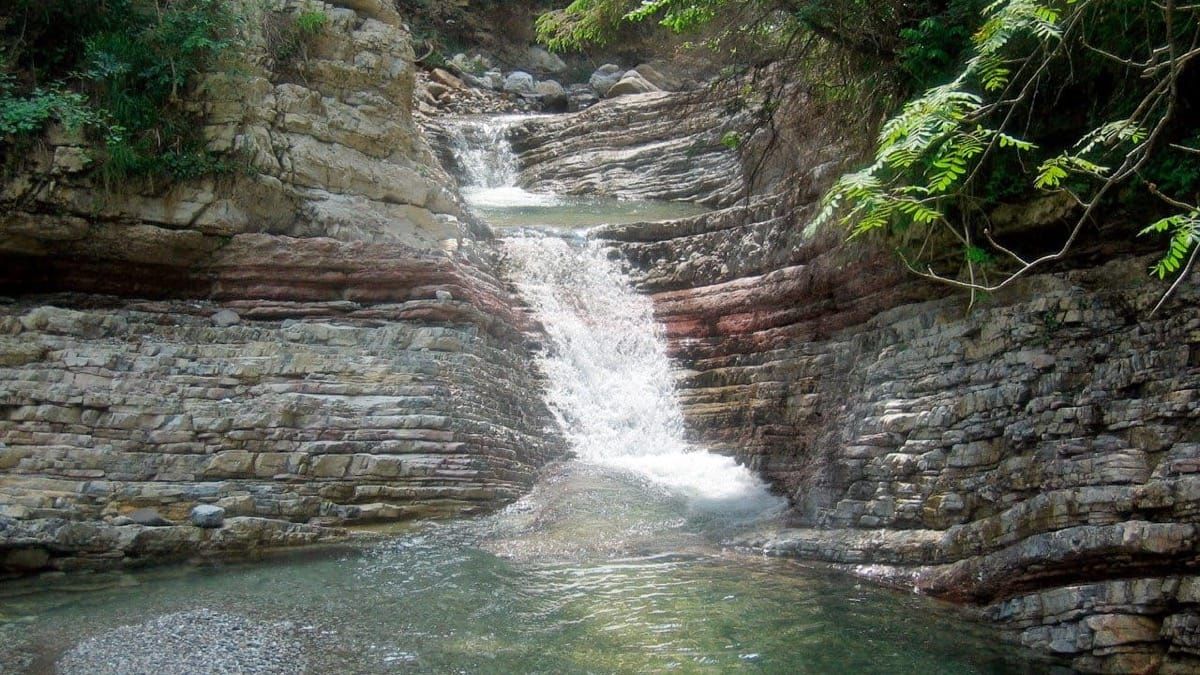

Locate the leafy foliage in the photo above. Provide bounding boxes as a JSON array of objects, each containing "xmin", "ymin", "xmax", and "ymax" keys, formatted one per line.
[
  {"xmin": 266, "ymin": 5, "xmax": 329, "ymax": 67},
  {"xmin": 0, "ymin": 0, "xmax": 236, "ymax": 183},
  {"xmin": 812, "ymin": 0, "xmax": 1200, "ymax": 304}
]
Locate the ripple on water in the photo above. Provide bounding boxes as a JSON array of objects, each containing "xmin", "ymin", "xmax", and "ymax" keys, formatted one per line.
[{"xmin": 3, "ymin": 461, "xmax": 1057, "ymax": 673}]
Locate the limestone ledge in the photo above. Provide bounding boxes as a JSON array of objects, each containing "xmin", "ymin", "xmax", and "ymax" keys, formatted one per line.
[
  {"xmin": 504, "ymin": 91, "xmax": 748, "ymax": 207},
  {"xmin": 0, "ymin": 292, "xmax": 567, "ymax": 577}
]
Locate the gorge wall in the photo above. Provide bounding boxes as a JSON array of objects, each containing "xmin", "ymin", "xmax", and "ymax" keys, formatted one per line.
[
  {"xmin": 559, "ymin": 93, "xmax": 1200, "ymax": 672},
  {"xmin": 0, "ymin": 0, "xmax": 566, "ymax": 576}
]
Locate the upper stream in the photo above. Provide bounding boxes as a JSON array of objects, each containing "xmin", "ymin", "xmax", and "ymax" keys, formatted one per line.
[{"xmin": 0, "ymin": 115, "xmax": 1052, "ymax": 674}]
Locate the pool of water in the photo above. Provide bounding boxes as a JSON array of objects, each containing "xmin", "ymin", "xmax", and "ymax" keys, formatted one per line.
[
  {"xmin": 0, "ymin": 463, "xmax": 1050, "ymax": 673},
  {"xmin": 463, "ymin": 187, "xmax": 709, "ymax": 230}
]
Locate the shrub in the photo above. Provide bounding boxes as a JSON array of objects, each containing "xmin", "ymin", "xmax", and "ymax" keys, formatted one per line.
[{"xmin": 0, "ymin": 0, "xmax": 236, "ymax": 184}]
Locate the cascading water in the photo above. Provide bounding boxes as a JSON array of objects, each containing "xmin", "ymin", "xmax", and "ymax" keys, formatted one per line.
[
  {"xmin": 504, "ymin": 233, "xmax": 783, "ymax": 517},
  {"xmin": 446, "ymin": 114, "xmax": 782, "ymax": 517},
  {"xmin": 444, "ymin": 115, "xmax": 560, "ymax": 210}
]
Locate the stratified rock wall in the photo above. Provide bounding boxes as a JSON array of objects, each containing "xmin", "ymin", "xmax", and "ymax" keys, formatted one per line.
[
  {"xmin": 1, "ymin": 0, "xmax": 471, "ymax": 251},
  {"xmin": 599, "ymin": 204, "xmax": 1200, "ymax": 672},
  {"xmin": 584, "ymin": 95, "xmax": 1200, "ymax": 672},
  {"xmin": 0, "ymin": 1, "xmax": 567, "ymax": 575},
  {"xmin": 507, "ymin": 91, "xmax": 748, "ymax": 207}
]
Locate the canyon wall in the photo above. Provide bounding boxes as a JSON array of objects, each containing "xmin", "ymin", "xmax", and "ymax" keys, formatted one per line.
[
  {"xmin": 0, "ymin": 0, "xmax": 566, "ymax": 576},
  {"xmin": 562, "ymin": 94, "xmax": 1200, "ymax": 672}
]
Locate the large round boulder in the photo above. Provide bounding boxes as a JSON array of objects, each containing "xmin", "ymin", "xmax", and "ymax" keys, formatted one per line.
[
  {"xmin": 503, "ymin": 71, "xmax": 537, "ymax": 96},
  {"xmin": 589, "ymin": 64, "xmax": 625, "ymax": 96},
  {"xmin": 535, "ymin": 80, "xmax": 569, "ymax": 112}
]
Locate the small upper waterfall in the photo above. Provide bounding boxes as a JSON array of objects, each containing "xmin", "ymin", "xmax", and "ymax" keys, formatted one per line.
[{"xmin": 444, "ymin": 115, "xmax": 560, "ymax": 209}]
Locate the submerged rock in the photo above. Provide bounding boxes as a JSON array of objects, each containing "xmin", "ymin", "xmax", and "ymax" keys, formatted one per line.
[{"xmin": 57, "ymin": 609, "xmax": 306, "ymax": 675}]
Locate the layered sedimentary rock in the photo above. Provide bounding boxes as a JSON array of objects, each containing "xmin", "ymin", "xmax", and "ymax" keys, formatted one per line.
[
  {"xmin": 0, "ymin": 0, "xmax": 567, "ymax": 575},
  {"xmin": 565, "ymin": 87, "xmax": 1200, "ymax": 670},
  {"xmin": 1, "ymin": 0, "xmax": 470, "ymax": 250},
  {"xmin": 0, "ymin": 251, "xmax": 562, "ymax": 572},
  {"xmin": 506, "ymin": 91, "xmax": 748, "ymax": 207},
  {"xmin": 596, "ymin": 202, "xmax": 1200, "ymax": 671}
]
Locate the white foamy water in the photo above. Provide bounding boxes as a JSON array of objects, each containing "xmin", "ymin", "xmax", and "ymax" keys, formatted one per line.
[
  {"xmin": 445, "ymin": 115, "xmax": 562, "ymax": 209},
  {"xmin": 504, "ymin": 233, "xmax": 784, "ymax": 518}
]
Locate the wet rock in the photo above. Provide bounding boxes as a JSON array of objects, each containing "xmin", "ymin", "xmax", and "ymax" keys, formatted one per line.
[
  {"xmin": 503, "ymin": 71, "xmax": 536, "ymax": 96},
  {"xmin": 3, "ymin": 547, "xmax": 50, "ymax": 572},
  {"xmin": 589, "ymin": 64, "xmax": 625, "ymax": 96},
  {"xmin": 508, "ymin": 90, "xmax": 747, "ymax": 206},
  {"xmin": 606, "ymin": 71, "xmax": 660, "ymax": 97},
  {"xmin": 566, "ymin": 84, "xmax": 599, "ymax": 112},
  {"xmin": 190, "ymin": 505, "xmax": 226, "ymax": 529},
  {"xmin": 535, "ymin": 80, "xmax": 569, "ymax": 112}
]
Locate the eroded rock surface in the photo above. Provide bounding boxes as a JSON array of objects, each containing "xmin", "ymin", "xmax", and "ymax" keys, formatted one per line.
[
  {"xmin": 596, "ymin": 195, "xmax": 1200, "ymax": 671},
  {"xmin": 507, "ymin": 91, "xmax": 749, "ymax": 207},
  {"xmin": 0, "ymin": 0, "xmax": 568, "ymax": 575},
  {"xmin": 1, "ymin": 0, "xmax": 469, "ymax": 251}
]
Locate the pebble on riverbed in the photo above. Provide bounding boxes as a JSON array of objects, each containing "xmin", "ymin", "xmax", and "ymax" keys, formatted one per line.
[{"xmin": 56, "ymin": 609, "xmax": 307, "ymax": 675}]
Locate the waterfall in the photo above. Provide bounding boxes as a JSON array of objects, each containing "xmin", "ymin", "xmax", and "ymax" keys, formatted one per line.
[
  {"xmin": 504, "ymin": 232, "xmax": 784, "ymax": 517},
  {"xmin": 444, "ymin": 115, "xmax": 559, "ymax": 209}
]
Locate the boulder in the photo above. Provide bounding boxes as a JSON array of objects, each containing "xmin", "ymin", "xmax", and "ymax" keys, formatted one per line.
[
  {"xmin": 589, "ymin": 64, "xmax": 625, "ymax": 96},
  {"xmin": 525, "ymin": 46, "xmax": 567, "ymax": 75},
  {"xmin": 449, "ymin": 52, "xmax": 490, "ymax": 75},
  {"xmin": 535, "ymin": 80, "xmax": 565, "ymax": 98},
  {"xmin": 535, "ymin": 80, "xmax": 569, "ymax": 112},
  {"xmin": 430, "ymin": 68, "xmax": 465, "ymax": 90},
  {"xmin": 211, "ymin": 309, "xmax": 240, "ymax": 327},
  {"xmin": 606, "ymin": 71, "xmax": 660, "ymax": 97},
  {"xmin": 190, "ymin": 504, "xmax": 226, "ymax": 529},
  {"xmin": 633, "ymin": 62, "xmax": 684, "ymax": 91},
  {"xmin": 479, "ymin": 69, "xmax": 504, "ymax": 90},
  {"xmin": 502, "ymin": 71, "xmax": 537, "ymax": 96}
]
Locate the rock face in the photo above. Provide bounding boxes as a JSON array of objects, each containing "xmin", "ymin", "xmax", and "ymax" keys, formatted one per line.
[
  {"xmin": 594, "ymin": 201, "xmax": 1200, "ymax": 671},
  {"xmin": 574, "ymin": 89, "xmax": 1200, "ymax": 672},
  {"xmin": 0, "ymin": 0, "xmax": 568, "ymax": 575},
  {"xmin": 1, "ymin": 0, "xmax": 468, "ymax": 251},
  {"xmin": 507, "ymin": 91, "xmax": 749, "ymax": 207},
  {"xmin": 0, "ymin": 237, "xmax": 566, "ymax": 574}
]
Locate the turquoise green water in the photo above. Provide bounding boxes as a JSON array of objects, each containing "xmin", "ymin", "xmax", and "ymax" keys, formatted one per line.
[
  {"xmin": 463, "ymin": 187, "xmax": 709, "ymax": 229},
  {"xmin": 0, "ymin": 464, "xmax": 1053, "ymax": 673}
]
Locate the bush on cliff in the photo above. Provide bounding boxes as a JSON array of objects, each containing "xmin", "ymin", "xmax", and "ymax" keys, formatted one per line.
[{"xmin": 0, "ymin": 0, "xmax": 236, "ymax": 184}]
